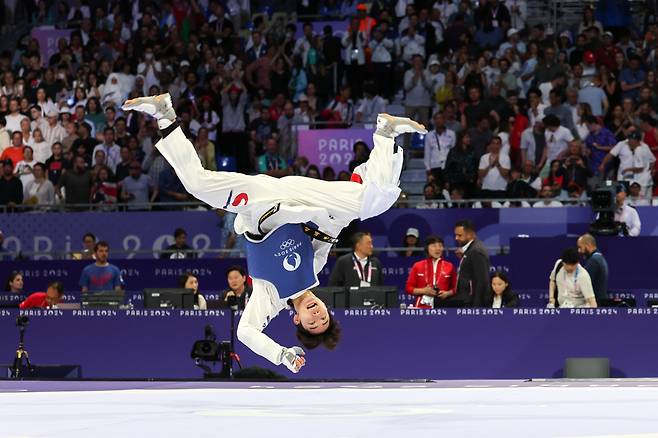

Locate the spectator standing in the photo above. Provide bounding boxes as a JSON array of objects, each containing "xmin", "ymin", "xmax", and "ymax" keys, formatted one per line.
[
  {"xmin": 599, "ymin": 130, "xmax": 655, "ymax": 197},
  {"xmin": 160, "ymin": 228, "xmax": 197, "ymax": 259},
  {"xmin": 539, "ymin": 115, "xmax": 575, "ymax": 173},
  {"xmin": 5, "ymin": 98, "xmax": 28, "ymax": 134},
  {"xmin": 42, "ymin": 109, "xmax": 66, "ymax": 148},
  {"xmin": 520, "ymin": 120, "xmax": 546, "ymax": 167},
  {"xmin": 0, "ymin": 159, "xmax": 23, "ymax": 208},
  {"xmin": 619, "ymin": 55, "xmax": 646, "ymax": 101},
  {"xmin": 119, "ymin": 160, "xmax": 157, "ymax": 210},
  {"xmin": 92, "ymin": 127, "xmax": 121, "ymax": 173},
  {"xmin": 444, "ymin": 131, "xmax": 478, "ymax": 196},
  {"xmin": 424, "ymin": 111, "xmax": 456, "ymax": 185},
  {"xmin": 548, "ymin": 247, "xmax": 597, "ymax": 308},
  {"xmin": 478, "ymin": 136, "xmax": 511, "ymax": 198},
  {"xmin": 157, "ymin": 164, "xmax": 190, "ymax": 207},
  {"xmin": 0, "ymin": 132, "xmax": 26, "ymax": 167},
  {"xmin": 490, "ymin": 271, "xmax": 519, "ymax": 308},
  {"xmin": 56, "ymin": 155, "xmax": 92, "ymax": 208},
  {"xmin": 405, "ymin": 235, "xmax": 457, "ymax": 308},
  {"xmin": 369, "ymin": 27, "xmax": 394, "ymax": 99},
  {"xmin": 577, "ymin": 234, "xmax": 609, "ymax": 304},
  {"xmin": 584, "ymin": 116, "xmax": 616, "ymax": 185},
  {"xmin": 342, "ymin": 19, "xmax": 367, "ymax": 98},
  {"xmin": 329, "ymin": 232, "xmax": 384, "ymax": 288},
  {"xmin": 79, "ymin": 241, "xmax": 123, "ymax": 293},
  {"xmin": 454, "ymin": 220, "xmax": 491, "ymax": 307},
  {"xmin": 179, "ymin": 272, "xmax": 207, "ymax": 310},
  {"xmin": 14, "ymin": 145, "xmax": 37, "ymax": 190},
  {"xmin": 23, "ymin": 163, "xmax": 55, "ymax": 206},
  {"xmin": 221, "ymin": 265, "xmax": 253, "ymax": 310},
  {"xmin": 403, "ymin": 55, "xmax": 432, "ymax": 128}
]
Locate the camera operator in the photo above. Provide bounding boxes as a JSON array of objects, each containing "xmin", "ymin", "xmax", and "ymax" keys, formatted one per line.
[
  {"xmin": 405, "ymin": 235, "xmax": 457, "ymax": 308},
  {"xmin": 19, "ymin": 281, "xmax": 64, "ymax": 309},
  {"xmin": 614, "ymin": 184, "xmax": 641, "ymax": 236},
  {"xmin": 598, "ymin": 128, "xmax": 655, "ymax": 198},
  {"xmin": 220, "ymin": 265, "xmax": 252, "ymax": 309}
]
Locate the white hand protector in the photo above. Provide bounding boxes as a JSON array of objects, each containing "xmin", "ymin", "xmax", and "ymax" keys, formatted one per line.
[{"xmin": 281, "ymin": 346, "xmax": 306, "ymax": 373}]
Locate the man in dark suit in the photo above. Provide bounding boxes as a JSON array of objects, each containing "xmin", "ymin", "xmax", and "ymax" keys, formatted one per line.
[
  {"xmin": 454, "ymin": 220, "xmax": 491, "ymax": 307},
  {"xmin": 328, "ymin": 231, "xmax": 384, "ymax": 288}
]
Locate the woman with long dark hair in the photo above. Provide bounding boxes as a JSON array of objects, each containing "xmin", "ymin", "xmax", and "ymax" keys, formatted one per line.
[
  {"xmin": 179, "ymin": 272, "xmax": 207, "ymax": 310},
  {"xmin": 490, "ymin": 271, "xmax": 519, "ymax": 308},
  {"xmin": 5, "ymin": 271, "xmax": 24, "ymax": 293}
]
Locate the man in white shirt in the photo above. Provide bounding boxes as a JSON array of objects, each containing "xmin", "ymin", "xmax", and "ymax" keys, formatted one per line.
[
  {"xmin": 615, "ymin": 186, "xmax": 642, "ymax": 236},
  {"xmin": 400, "ymin": 26, "xmax": 426, "ymax": 64},
  {"xmin": 42, "ymin": 110, "xmax": 66, "ymax": 148},
  {"xmin": 539, "ymin": 114, "xmax": 575, "ymax": 172},
  {"xmin": 293, "ymin": 22, "xmax": 313, "ymax": 67},
  {"xmin": 520, "ymin": 121, "xmax": 546, "ymax": 167},
  {"xmin": 404, "ymin": 55, "xmax": 433, "ymax": 127},
  {"xmin": 92, "ymin": 127, "xmax": 121, "ymax": 172},
  {"xmin": 599, "ymin": 130, "xmax": 656, "ymax": 197},
  {"xmin": 355, "ymin": 84, "xmax": 387, "ymax": 124},
  {"xmin": 4, "ymin": 98, "xmax": 28, "ymax": 134},
  {"xmin": 548, "ymin": 248, "xmax": 597, "ymax": 308},
  {"xmin": 369, "ymin": 27, "xmax": 394, "ymax": 99},
  {"xmin": 478, "ymin": 136, "xmax": 510, "ymax": 196},
  {"xmin": 534, "ymin": 185, "xmax": 563, "ymax": 208},
  {"xmin": 123, "ymin": 93, "xmax": 427, "ymax": 373},
  {"xmin": 424, "ymin": 111, "xmax": 456, "ymax": 179}
]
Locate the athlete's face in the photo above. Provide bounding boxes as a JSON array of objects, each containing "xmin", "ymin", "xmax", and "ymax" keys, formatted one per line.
[{"xmin": 294, "ymin": 295, "xmax": 330, "ymax": 334}]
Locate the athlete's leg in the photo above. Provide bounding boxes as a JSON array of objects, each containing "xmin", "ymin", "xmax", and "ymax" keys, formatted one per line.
[{"xmin": 123, "ymin": 94, "xmax": 282, "ymax": 211}]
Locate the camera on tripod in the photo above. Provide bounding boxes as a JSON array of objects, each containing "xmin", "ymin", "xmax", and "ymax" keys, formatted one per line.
[
  {"xmin": 589, "ymin": 182, "xmax": 626, "ymax": 236},
  {"xmin": 16, "ymin": 316, "xmax": 29, "ymax": 328},
  {"xmin": 190, "ymin": 325, "xmax": 234, "ymax": 378},
  {"xmin": 10, "ymin": 315, "xmax": 34, "ymax": 379}
]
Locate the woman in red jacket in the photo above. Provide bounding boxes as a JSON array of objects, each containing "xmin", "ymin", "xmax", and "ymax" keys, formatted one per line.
[{"xmin": 405, "ymin": 235, "xmax": 457, "ymax": 308}]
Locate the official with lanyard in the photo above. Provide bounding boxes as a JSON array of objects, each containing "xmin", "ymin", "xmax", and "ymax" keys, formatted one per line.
[
  {"xmin": 405, "ymin": 235, "xmax": 457, "ymax": 308},
  {"xmin": 328, "ymin": 231, "xmax": 385, "ymax": 288},
  {"xmin": 548, "ymin": 247, "xmax": 597, "ymax": 308}
]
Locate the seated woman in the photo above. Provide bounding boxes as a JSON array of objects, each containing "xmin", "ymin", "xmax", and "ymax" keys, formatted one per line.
[
  {"xmin": 405, "ymin": 235, "xmax": 457, "ymax": 308},
  {"xmin": 490, "ymin": 271, "xmax": 519, "ymax": 308},
  {"xmin": 5, "ymin": 271, "xmax": 24, "ymax": 294},
  {"xmin": 179, "ymin": 272, "xmax": 207, "ymax": 310},
  {"xmin": 220, "ymin": 265, "xmax": 253, "ymax": 309}
]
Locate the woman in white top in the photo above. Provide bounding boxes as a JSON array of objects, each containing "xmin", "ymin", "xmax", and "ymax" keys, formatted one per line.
[
  {"xmin": 23, "ymin": 163, "xmax": 55, "ymax": 206},
  {"xmin": 28, "ymin": 128, "xmax": 51, "ymax": 164},
  {"xmin": 14, "ymin": 145, "xmax": 38, "ymax": 189},
  {"xmin": 179, "ymin": 272, "xmax": 207, "ymax": 310}
]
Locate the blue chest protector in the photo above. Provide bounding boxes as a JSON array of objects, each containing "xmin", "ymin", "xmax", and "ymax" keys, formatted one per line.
[{"xmin": 245, "ymin": 223, "xmax": 318, "ymax": 299}]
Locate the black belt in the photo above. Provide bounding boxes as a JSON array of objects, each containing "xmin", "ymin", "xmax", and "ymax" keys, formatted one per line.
[{"xmin": 245, "ymin": 205, "xmax": 338, "ymax": 245}]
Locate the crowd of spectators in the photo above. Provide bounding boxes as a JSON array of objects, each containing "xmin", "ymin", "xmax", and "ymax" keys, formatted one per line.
[{"xmin": 0, "ymin": 0, "xmax": 654, "ymax": 211}]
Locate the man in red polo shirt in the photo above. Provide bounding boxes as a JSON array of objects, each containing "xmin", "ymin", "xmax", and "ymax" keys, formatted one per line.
[
  {"xmin": 405, "ymin": 235, "xmax": 457, "ymax": 308},
  {"xmin": 19, "ymin": 281, "xmax": 65, "ymax": 309}
]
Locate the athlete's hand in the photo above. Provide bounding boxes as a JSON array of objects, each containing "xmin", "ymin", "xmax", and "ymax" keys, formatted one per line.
[{"xmin": 281, "ymin": 346, "xmax": 306, "ymax": 373}]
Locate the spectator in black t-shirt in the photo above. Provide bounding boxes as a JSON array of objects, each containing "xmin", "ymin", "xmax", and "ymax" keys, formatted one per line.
[
  {"xmin": 220, "ymin": 265, "xmax": 252, "ymax": 310},
  {"xmin": 160, "ymin": 228, "xmax": 197, "ymax": 259},
  {"xmin": 0, "ymin": 159, "xmax": 23, "ymax": 208},
  {"xmin": 114, "ymin": 146, "xmax": 131, "ymax": 183},
  {"xmin": 71, "ymin": 122, "xmax": 99, "ymax": 156},
  {"xmin": 45, "ymin": 142, "xmax": 70, "ymax": 186},
  {"xmin": 248, "ymin": 108, "xmax": 278, "ymax": 163},
  {"xmin": 462, "ymin": 86, "xmax": 492, "ymax": 129}
]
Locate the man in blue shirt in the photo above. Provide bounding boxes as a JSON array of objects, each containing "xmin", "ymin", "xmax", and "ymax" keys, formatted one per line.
[
  {"xmin": 577, "ymin": 234, "xmax": 609, "ymax": 304},
  {"xmin": 79, "ymin": 241, "xmax": 123, "ymax": 293},
  {"xmin": 584, "ymin": 116, "xmax": 617, "ymax": 181},
  {"xmin": 619, "ymin": 55, "xmax": 646, "ymax": 100}
]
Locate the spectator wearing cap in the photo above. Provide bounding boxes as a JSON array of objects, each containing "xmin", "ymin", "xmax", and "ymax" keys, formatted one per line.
[
  {"xmin": 548, "ymin": 247, "xmax": 597, "ymax": 308},
  {"xmin": 599, "ymin": 128, "xmax": 655, "ymax": 197},
  {"xmin": 160, "ymin": 228, "xmax": 197, "ymax": 259},
  {"xmin": 42, "ymin": 108, "xmax": 66, "ymax": 148},
  {"xmin": 594, "ymin": 31, "xmax": 622, "ymax": 72},
  {"xmin": 582, "ymin": 52, "xmax": 598, "ymax": 83},
  {"xmin": 424, "ymin": 111, "xmax": 456, "ymax": 185},
  {"xmin": 399, "ymin": 227, "xmax": 421, "ymax": 258},
  {"xmin": 405, "ymin": 235, "xmax": 457, "ymax": 308},
  {"xmin": 497, "ymin": 27, "xmax": 526, "ymax": 58},
  {"xmin": 620, "ymin": 55, "xmax": 646, "ymax": 101},
  {"xmin": 538, "ymin": 114, "xmax": 575, "ymax": 173},
  {"xmin": 578, "ymin": 78, "xmax": 609, "ymax": 118},
  {"xmin": 0, "ymin": 132, "xmax": 25, "ymax": 168}
]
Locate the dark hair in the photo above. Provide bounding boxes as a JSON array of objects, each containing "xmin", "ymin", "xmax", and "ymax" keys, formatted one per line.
[
  {"xmin": 542, "ymin": 114, "xmax": 561, "ymax": 127},
  {"xmin": 455, "ymin": 219, "xmax": 475, "ymax": 232},
  {"xmin": 83, "ymin": 232, "xmax": 96, "ymax": 242},
  {"xmin": 179, "ymin": 271, "xmax": 200, "ymax": 305},
  {"xmin": 0, "ymin": 115, "xmax": 6, "ymax": 126},
  {"xmin": 5, "ymin": 271, "xmax": 22, "ymax": 291},
  {"xmin": 491, "ymin": 271, "xmax": 512, "ymax": 294},
  {"xmin": 33, "ymin": 162, "xmax": 46, "ymax": 172},
  {"xmin": 583, "ymin": 115, "xmax": 598, "ymax": 125},
  {"xmin": 295, "ymin": 313, "xmax": 342, "ymax": 350},
  {"xmin": 424, "ymin": 235, "xmax": 444, "ymax": 253},
  {"xmin": 48, "ymin": 280, "xmax": 64, "ymax": 295},
  {"xmin": 226, "ymin": 265, "xmax": 246, "ymax": 278},
  {"xmin": 351, "ymin": 231, "xmax": 371, "ymax": 248},
  {"xmin": 174, "ymin": 228, "xmax": 186, "ymax": 238},
  {"xmin": 561, "ymin": 247, "xmax": 580, "ymax": 265},
  {"xmin": 94, "ymin": 240, "xmax": 109, "ymax": 252}
]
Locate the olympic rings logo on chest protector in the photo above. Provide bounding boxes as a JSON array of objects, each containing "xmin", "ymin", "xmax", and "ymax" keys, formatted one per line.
[{"xmin": 280, "ymin": 239, "xmax": 296, "ymax": 249}]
